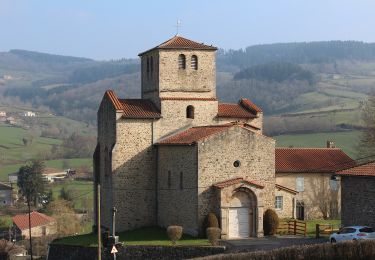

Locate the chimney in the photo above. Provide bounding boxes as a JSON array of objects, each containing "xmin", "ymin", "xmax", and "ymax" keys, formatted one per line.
[{"xmin": 327, "ymin": 141, "xmax": 335, "ymax": 148}]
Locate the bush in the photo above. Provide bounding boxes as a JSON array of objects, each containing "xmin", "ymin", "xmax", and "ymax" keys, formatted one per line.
[
  {"xmin": 263, "ymin": 208, "xmax": 279, "ymax": 236},
  {"xmin": 203, "ymin": 213, "xmax": 219, "ymax": 237},
  {"xmin": 207, "ymin": 227, "xmax": 221, "ymax": 246},
  {"xmin": 167, "ymin": 226, "xmax": 183, "ymax": 245}
]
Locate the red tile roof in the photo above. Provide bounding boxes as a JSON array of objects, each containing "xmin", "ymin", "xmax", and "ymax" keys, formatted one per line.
[
  {"xmin": 13, "ymin": 211, "xmax": 55, "ymax": 230},
  {"xmin": 157, "ymin": 123, "xmax": 262, "ymax": 145},
  {"xmin": 105, "ymin": 90, "xmax": 123, "ymax": 111},
  {"xmin": 217, "ymin": 99, "xmax": 261, "ymax": 118},
  {"xmin": 161, "ymin": 97, "xmax": 217, "ymax": 101},
  {"xmin": 119, "ymin": 99, "xmax": 161, "ymax": 119},
  {"xmin": 213, "ymin": 177, "xmax": 264, "ymax": 189},
  {"xmin": 275, "ymin": 184, "xmax": 298, "ymax": 194},
  {"xmin": 157, "ymin": 124, "xmax": 233, "ymax": 145},
  {"xmin": 139, "ymin": 36, "xmax": 217, "ymax": 56},
  {"xmin": 276, "ymin": 148, "xmax": 355, "ymax": 173},
  {"xmin": 336, "ymin": 161, "xmax": 375, "ymax": 177},
  {"xmin": 104, "ymin": 90, "xmax": 161, "ymax": 119}
]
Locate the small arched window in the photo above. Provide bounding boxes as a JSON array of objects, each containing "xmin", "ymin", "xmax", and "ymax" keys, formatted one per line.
[
  {"xmin": 150, "ymin": 56, "xmax": 153, "ymax": 75},
  {"xmin": 178, "ymin": 54, "xmax": 186, "ymax": 69},
  {"xmin": 186, "ymin": 105, "xmax": 194, "ymax": 119},
  {"xmin": 191, "ymin": 55, "xmax": 198, "ymax": 70}
]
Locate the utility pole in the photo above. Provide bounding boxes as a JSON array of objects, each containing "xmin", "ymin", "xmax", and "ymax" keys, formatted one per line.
[
  {"xmin": 97, "ymin": 182, "xmax": 101, "ymax": 260},
  {"xmin": 27, "ymin": 195, "xmax": 33, "ymax": 260},
  {"xmin": 112, "ymin": 207, "xmax": 117, "ymax": 260}
]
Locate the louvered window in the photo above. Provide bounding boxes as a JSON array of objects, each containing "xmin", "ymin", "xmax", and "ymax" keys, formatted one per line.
[
  {"xmin": 191, "ymin": 55, "xmax": 198, "ymax": 70},
  {"xmin": 178, "ymin": 54, "xmax": 186, "ymax": 69}
]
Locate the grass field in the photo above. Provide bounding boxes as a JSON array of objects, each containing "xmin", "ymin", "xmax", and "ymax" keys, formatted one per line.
[
  {"xmin": 274, "ymin": 130, "xmax": 361, "ymax": 158},
  {"xmin": 53, "ymin": 226, "xmax": 210, "ymax": 247},
  {"xmin": 0, "ymin": 123, "xmax": 61, "ymax": 163},
  {"xmin": 0, "ymin": 158, "xmax": 92, "ymax": 181},
  {"xmin": 50, "ymin": 180, "xmax": 93, "ymax": 211}
]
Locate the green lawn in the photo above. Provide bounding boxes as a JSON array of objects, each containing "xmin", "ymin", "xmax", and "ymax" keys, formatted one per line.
[
  {"xmin": 53, "ymin": 227, "xmax": 210, "ymax": 247},
  {"xmin": 274, "ymin": 130, "xmax": 361, "ymax": 158},
  {"xmin": 0, "ymin": 158, "xmax": 92, "ymax": 181},
  {"xmin": 306, "ymin": 219, "xmax": 341, "ymax": 237},
  {"xmin": 0, "ymin": 215, "xmax": 13, "ymax": 230},
  {"xmin": 50, "ymin": 180, "xmax": 93, "ymax": 211},
  {"xmin": 0, "ymin": 123, "xmax": 61, "ymax": 163}
]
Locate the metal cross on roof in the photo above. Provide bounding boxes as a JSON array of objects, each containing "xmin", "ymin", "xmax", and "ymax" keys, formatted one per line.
[{"xmin": 175, "ymin": 19, "xmax": 182, "ymax": 36}]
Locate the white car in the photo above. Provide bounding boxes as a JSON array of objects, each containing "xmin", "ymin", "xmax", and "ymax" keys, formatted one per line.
[{"xmin": 330, "ymin": 226, "xmax": 375, "ymax": 243}]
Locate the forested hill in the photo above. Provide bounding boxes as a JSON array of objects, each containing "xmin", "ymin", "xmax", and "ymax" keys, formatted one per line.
[
  {"xmin": 1, "ymin": 40, "xmax": 375, "ymax": 125},
  {"xmin": 217, "ymin": 41, "xmax": 375, "ymax": 69}
]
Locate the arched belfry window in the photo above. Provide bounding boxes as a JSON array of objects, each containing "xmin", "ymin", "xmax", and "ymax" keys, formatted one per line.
[
  {"xmin": 191, "ymin": 55, "xmax": 198, "ymax": 70},
  {"xmin": 186, "ymin": 105, "xmax": 195, "ymax": 119},
  {"xmin": 178, "ymin": 54, "xmax": 186, "ymax": 69}
]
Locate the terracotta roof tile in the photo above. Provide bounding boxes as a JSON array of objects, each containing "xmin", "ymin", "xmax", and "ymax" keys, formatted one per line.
[
  {"xmin": 157, "ymin": 123, "xmax": 262, "ymax": 145},
  {"xmin": 105, "ymin": 90, "xmax": 123, "ymax": 111},
  {"xmin": 337, "ymin": 161, "xmax": 375, "ymax": 177},
  {"xmin": 139, "ymin": 36, "xmax": 217, "ymax": 56},
  {"xmin": 213, "ymin": 177, "xmax": 264, "ymax": 189},
  {"xmin": 157, "ymin": 124, "xmax": 233, "ymax": 145},
  {"xmin": 13, "ymin": 211, "xmax": 55, "ymax": 230},
  {"xmin": 119, "ymin": 99, "xmax": 161, "ymax": 119},
  {"xmin": 218, "ymin": 103, "xmax": 257, "ymax": 119},
  {"xmin": 240, "ymin": 98, "xmax": 263, "ymax": 113},
  {"xmin": 275, "ymin": 184, "xmax": 298, "ymax": 194},
  {"xmin": 276, "ymin": 148, "xmax": 355, "ymax": 173}
]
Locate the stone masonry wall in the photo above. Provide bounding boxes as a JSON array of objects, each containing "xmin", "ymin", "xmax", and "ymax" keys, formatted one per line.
[
  {"xmin": 275, "ymin": 188, "xmax": 295, "ymax": 219},
  {"xmin": 276, "ymin": 173, "xmax": 341, "ymax": 220},
  {"xmin": 96, "ymin": 95, "xmax": 118, "ymax": 230},
  {"xmin": 111, "ymin": 119, "xmax": 157, "ymax": 231},
  {"xmin": 157, "ymin": 145, "xmax": 198, "ymax": 236},
  {"xmin": 197, "ymin": 126, "xmax": 275, "ymax": 235},
  {"xmin": 342, "ymin": 176, "xmax": 375, "ymax": 227}
]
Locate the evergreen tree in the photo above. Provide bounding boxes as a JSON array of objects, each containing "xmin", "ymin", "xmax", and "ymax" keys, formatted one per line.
[{"xmin": 17, "ymin": 160, "xmax": 45, "ymax": 205}]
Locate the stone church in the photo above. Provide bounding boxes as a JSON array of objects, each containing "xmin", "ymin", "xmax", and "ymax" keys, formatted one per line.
[{"xmin": 94, "ymin": 35, "xmax": 283, "ymax": 239}]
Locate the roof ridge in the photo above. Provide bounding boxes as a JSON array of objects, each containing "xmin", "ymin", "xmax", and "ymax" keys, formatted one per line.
[
  {"xmin": 337, "ymin": 160, "xmax": 375, "ymax": 172},
  {"xmin": 277, "ymin": 147, "xmax": 341, "ymax": 150}
]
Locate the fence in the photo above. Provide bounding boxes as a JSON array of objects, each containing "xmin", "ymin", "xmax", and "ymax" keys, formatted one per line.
[
  {"xmin": 277, "ymin": 219, "xmax": 306, "ymax": 236},
  {"xmin": 315, "ymin": 223, "xmax": 340, "ymax": 238}
]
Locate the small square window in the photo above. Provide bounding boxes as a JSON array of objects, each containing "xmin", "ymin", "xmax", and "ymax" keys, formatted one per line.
[{"xmin": 275, "ymin": 196, "xmax": 283, "ymax": 210}]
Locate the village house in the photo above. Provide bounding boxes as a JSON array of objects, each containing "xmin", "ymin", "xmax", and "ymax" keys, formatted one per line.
[
  {"xmin": 12, "ymin": 211, "xmax": 56, "ymax": 239},
  {"xmin": 8, "ymin": 172, "xmax": 18, "ymax": 183},
  {"xmin": 275, "ymin": 143, "xmax": 355, "ymax": 220},
  {"xmin": 337, "ymin": 161, "xmax": 375, "ymax": 228},
  {"xmin": 94, "ymin": 35, "xmax": 281, "ymax": 239},
  {"xmin": 0, "ymin": 111, "xmax": 6, "ymax": 117},
  {"xmin": 0, "ymin": 182, "xmax": 13, "ymax": 206},
  {"xmin": 23, "ymin": 111, "xmax": 36, "ymax": 117},
  {"xmin": 42, "ymin": 168, "xmax": 68, "ymax": 183}
]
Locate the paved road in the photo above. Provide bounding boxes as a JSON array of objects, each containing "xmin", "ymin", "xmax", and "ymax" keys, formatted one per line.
[{"xmin": 222, "ymin": 235, "xmax": 328, "ymax": 253}]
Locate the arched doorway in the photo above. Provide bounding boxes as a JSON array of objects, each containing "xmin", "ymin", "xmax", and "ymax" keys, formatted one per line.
[{"xmin": 228, "ymin": 189, "xmax": 257, "ymax": 238}]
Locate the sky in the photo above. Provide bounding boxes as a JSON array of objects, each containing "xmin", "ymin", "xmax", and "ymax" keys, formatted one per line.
[{"xmin": 1, "ymin": 0, "xmax": 375, "ymax": 60}]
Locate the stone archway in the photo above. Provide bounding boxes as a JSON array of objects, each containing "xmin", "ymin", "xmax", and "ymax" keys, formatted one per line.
[{"xmin": 228, "ymin": 188, "xmax": 257, "ymax": 238}]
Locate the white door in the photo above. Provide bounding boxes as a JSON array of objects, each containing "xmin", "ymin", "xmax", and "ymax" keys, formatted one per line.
[{"xmin": 229, "ymin": 208, "xmax": 250, "ymax": 238}]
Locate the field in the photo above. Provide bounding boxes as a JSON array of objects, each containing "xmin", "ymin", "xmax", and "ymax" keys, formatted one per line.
[
  {"xmin": 0, "ymin": 158, "xmax": 92, "ymax": 181},
  {"xmin": 274, "ymin": 130, "xmax": 361, "ymax": 158}
]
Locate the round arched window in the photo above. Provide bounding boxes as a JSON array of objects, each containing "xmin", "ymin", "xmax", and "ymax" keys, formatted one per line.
[{"xmin": 178, "ymin": 54, "xmax": 186, "ymax": 69}]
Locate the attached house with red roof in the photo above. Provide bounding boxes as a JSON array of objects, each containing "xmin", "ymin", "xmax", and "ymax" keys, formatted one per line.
[
  {"xmin": 94, "ymin": 35, "xmax": 279, "ymax": 239},
  {"xmin": 12, "ymin": 211, "xmax": 56, "ymax": 239},
  {"xmin": 275, "ymin": 143, "xmax": 355, "ymax": 220},
  {"xmin": 337, "ymin": 160, "xmax": 375, "ymax": 228}
]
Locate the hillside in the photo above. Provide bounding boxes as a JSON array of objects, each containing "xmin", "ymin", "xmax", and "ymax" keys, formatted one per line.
[{"xmin": 0, "ymin": 41, "xmax": 374, "ymax": 134}]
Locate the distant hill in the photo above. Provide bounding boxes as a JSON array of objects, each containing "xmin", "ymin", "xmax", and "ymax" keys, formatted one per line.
[{"xmin": 1, "ymin": 41, "xmax": 375, "ymax": 131}]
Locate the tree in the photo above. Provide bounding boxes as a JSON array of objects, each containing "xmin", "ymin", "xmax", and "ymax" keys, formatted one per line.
[
  {"xmin": 358, "ymin": 93, "xmax": 375, "ymax": 159},
  {"xmin": 17, "ymin": 160, "xmax": 45, "ymax": 205},
  {"xmin": 45, "ymin": 199, "xmax": 80, "ymax": 236}
]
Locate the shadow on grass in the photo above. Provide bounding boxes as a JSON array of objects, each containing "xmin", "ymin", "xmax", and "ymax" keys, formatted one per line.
[{"xmin": 53, "ymin": 226, "xmax": 210, "ymax": 247}]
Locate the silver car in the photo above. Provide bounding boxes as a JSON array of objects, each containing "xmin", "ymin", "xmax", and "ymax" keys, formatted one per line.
[{"xmin": 330, "ymin": 226, "xmax": 375, "ymax": 243}]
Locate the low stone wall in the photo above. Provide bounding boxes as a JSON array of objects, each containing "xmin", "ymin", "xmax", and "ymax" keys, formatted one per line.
[{"xmin": 47, "ymin": 244, "xmax": 226, "ymax": 260}]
